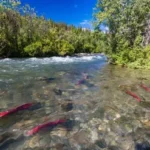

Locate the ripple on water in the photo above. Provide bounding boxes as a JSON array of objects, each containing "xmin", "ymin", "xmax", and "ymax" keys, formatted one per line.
[{"xmin": 0, "ymin": 57, "xmax": 150, "ymax": 150}]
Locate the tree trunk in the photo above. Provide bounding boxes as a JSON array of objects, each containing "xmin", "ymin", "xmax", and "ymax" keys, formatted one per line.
[{"xmin": 144, "ymin": 19, "xmax": 150, "ymax": 46}]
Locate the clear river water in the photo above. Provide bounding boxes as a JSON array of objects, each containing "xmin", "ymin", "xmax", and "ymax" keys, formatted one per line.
[{"xmin": 0, "ymin": 55, "xmax": 150, "ymax": 150}]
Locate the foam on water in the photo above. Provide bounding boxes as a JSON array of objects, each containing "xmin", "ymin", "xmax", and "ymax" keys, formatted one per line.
[
  {"xmin": 0, "ymin": 54, "xmax": 107, "ymax": 65},
  {"xmin": 0, "ymin": 54, "xmax": 107, "ymax": 83}
]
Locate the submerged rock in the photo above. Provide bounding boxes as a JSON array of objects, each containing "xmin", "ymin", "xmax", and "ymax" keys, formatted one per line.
[
  {"xmin": 27, "ymin": 135, "xmax": 40, "ymax": 148},
  {"xmin": 142, "ymin": 120, "xmax": 150, "ymax": 128},
  {"xmin": 0, "ymin": 131, "xmax": 23, "ymax": 149},
  {"xmin": 70, "ymin": 130, "xmax": 90, "ymax": 145},
  {"xmin": 135, "ymin": 142, "xmax": 150, "ymax": 150},
  {"xmin": 24, "ymin": 134, "xmax": 51, "ymax": 149},
  {"xmin": 90, "ymin": 128, "xmax": 99, "ymax": 143},
  {"xmin": 95, "ymin": 139, "xmax": 107, "ymax": 148},
  {"xmin": 50, "ymin": 127, "xmax": 68, "ymax": 137},
  {"xmin": 60, "ymin": 100, "xmax": 73, "ymax": 112},
  {"xmin": 53, "ymin": 88, "xmax": 62, "ymax": 95}
]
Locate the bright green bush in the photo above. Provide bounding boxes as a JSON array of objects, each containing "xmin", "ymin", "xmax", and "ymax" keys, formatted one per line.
[
  {"xmin": 24, "ymin": 41, "xmax": 42, "ymax": 56},
  {"xmin": 57, "ymin": 40, "xmax": 75, "ymax": 56}
]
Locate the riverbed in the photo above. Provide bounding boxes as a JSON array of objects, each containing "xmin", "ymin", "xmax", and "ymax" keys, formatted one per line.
[{"xmin": 0, "ymin": 55, "xmax": 150, "ymax": 150}]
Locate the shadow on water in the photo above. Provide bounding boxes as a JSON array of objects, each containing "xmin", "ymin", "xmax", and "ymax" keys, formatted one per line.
[
  {"xmin": 36, "ymin": 77, "xmax": 56, "ymax": 83},
  {"xmin": 60, "ymin": 100, "xmax": 73, "ymax": 112},
  {"xmin": 0, "ymin": 132, "xmax": 25, "ymax": 150},
  {"xmin": 135, "ymin": 142, "xmax": 150, "ymax": 150}
]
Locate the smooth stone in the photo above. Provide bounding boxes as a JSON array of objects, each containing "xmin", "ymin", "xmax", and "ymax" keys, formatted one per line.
[
  {"xmin": 115, "ymin": 114, "xmax": 121, "ymax": 120},
  {"xmin": 26, "ymin": 135, "xmax": 40, "ymax": 148},
  {"xmin": 142, "ymin": 120, "xmax": 150, "ymax": 128},
  {"xmin": 98, "ymin": 126, "xmax": 104, "ymax": 131},
  {"xmin": 121, "ymin": 139, "xmax": 134, "ymax": 150},
  {"xmin": 53, "ymin": 89, "xmax": 62, "ymax": 95},
  {"xmin": 50, "ymin": 127, "xmax": 68, "ymax": 137},
  {"xmin": 91, "ymin": 128, "xmax": 99, "ymax": 143},
  {"xmin": 70, "ymin": 130, "xmax": 90, "ymax": 144}
]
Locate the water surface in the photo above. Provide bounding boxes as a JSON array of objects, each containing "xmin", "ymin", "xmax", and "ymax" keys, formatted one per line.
[{"xmin": 0, "ymin": 55, "xmax": 150, "ymax": 150}]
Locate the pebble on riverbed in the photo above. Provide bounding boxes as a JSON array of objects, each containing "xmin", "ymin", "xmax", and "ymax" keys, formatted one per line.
[
  {"xmin": 24, "ymin": 134, "xmax": 51, "ymax": 149},
  {"xmin": 50, "ymin": 127, "xmax": 68, "ymax": 137},
  {"xmin": 70, "ymin": 130, "xmax": 90, "ymax": 145},
  {"xmin": 25, "ymin": 135, "xmax": 40, "ymax": 149},
  {"xmin": 141, "ymin": 120, "xmax": 150, "ymax": 128},
  {"xmin": 118, "ymin": 84, "xmax": 138, "ymax": 91}
]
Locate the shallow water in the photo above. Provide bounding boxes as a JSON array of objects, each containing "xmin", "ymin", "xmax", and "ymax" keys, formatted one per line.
[{"xmin": 0, "ymin": 55, "xmax": 150, "ymax": 150}]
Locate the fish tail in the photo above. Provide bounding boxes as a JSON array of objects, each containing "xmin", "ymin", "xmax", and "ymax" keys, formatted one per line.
[
  {"xmin": 26, "ymin": 119, "xmax": 66, "ymax": 136},
  {"xmin": 140, "ymin": 84, "xmax": 150, "ymax": 92},
  {"xmin": 0, "ymin": 103, "xmax": 33, "ymax": 118},
  {"xmin": 26, "ymin": 126, "xmax": 40, "ymax": 136}
]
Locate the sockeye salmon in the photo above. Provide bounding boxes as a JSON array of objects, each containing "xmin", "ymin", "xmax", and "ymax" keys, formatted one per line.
[
  {"xmin": 0, "ymin": 103, "xmax": 33, "ymax": 118},
  {"xmin": 126, "ymin": 90, "xmax": 141, "ymax": 102},
  {"xmin": 140, "ymin": 84, "xmax": 150, "ymax": 92},
  {"xmin": 26, "ymin": 119, "xmax": 66, "ymax": 136}
]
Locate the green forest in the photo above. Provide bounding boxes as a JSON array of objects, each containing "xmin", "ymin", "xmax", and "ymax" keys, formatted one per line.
[
  {"xmin": 95, "ymin": 0, "xmax": 150, "ymax": 68},
  {"xmin": 0, "ymin": 0, "xmax": 150, "ymax": 68},
  {"xmin": 0, "ymin": 0, "xmax": 106, "ymax": 58}
]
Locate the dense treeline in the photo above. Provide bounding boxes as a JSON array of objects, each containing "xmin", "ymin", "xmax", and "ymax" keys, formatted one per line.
[
  {"xmin": 0, "ymin": 0, "xmax": 106, "ymax": 57},
  {"xmin": 95, "ymin": 0, "xmax": 150, "ymax": 68},
  {"xmin": 1, "ymin": 0, "xmax": 150, "ymax": 69}
]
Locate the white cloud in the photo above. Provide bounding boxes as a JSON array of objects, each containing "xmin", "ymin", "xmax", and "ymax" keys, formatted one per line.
[
  {"xmin": 80, "ymin": 20, "xmax": 93, "ymax": 31},
  {"xmin": 100, "ymin": 25, "xmax": 109, "ymax": 33},
  {"xmin": 80, "ymin": 20, "xmax": 89, "ymax": 25}
]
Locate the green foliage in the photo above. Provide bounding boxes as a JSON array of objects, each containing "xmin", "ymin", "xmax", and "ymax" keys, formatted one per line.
[
  {"xmin": 24, "ymin": 42, "xmax": 42, "ymax": 56},
  {"xmin": 57, "ymin": 40, "xmax": 75, "ymax": 56},
  {"xmin": 94, "ymin": 0, "xmax": 150, "ymax": 68},
  {"xmin": 0, "ymin": 0, "xmax": 106, "ymax": 58}
]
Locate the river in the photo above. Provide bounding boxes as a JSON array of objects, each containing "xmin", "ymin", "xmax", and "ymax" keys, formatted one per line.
[{"xmin": 0, "ymin": 55, "xmax": 150, "ymax": 150}]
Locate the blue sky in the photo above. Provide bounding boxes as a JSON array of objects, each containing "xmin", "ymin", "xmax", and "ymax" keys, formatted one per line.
[{"xmin": 21, "ymin": 0, "xmax": 97, "ymax": 29}]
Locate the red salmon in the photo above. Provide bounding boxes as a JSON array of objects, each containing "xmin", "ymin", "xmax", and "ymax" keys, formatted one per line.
[
  {"xmin": 140, "ymin": 84, "xmax": 150, "ymax": 92},
  {"xmin": 26, "ymin": 119, "xmax": 66, "ymax": 136},
  {"xmin": 126, "ymin": 90, "xmax": 141, "ymax": 102},
  {"xmin": 0, "ymin": 103, "xmax": 33, "ymax": 118}
]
